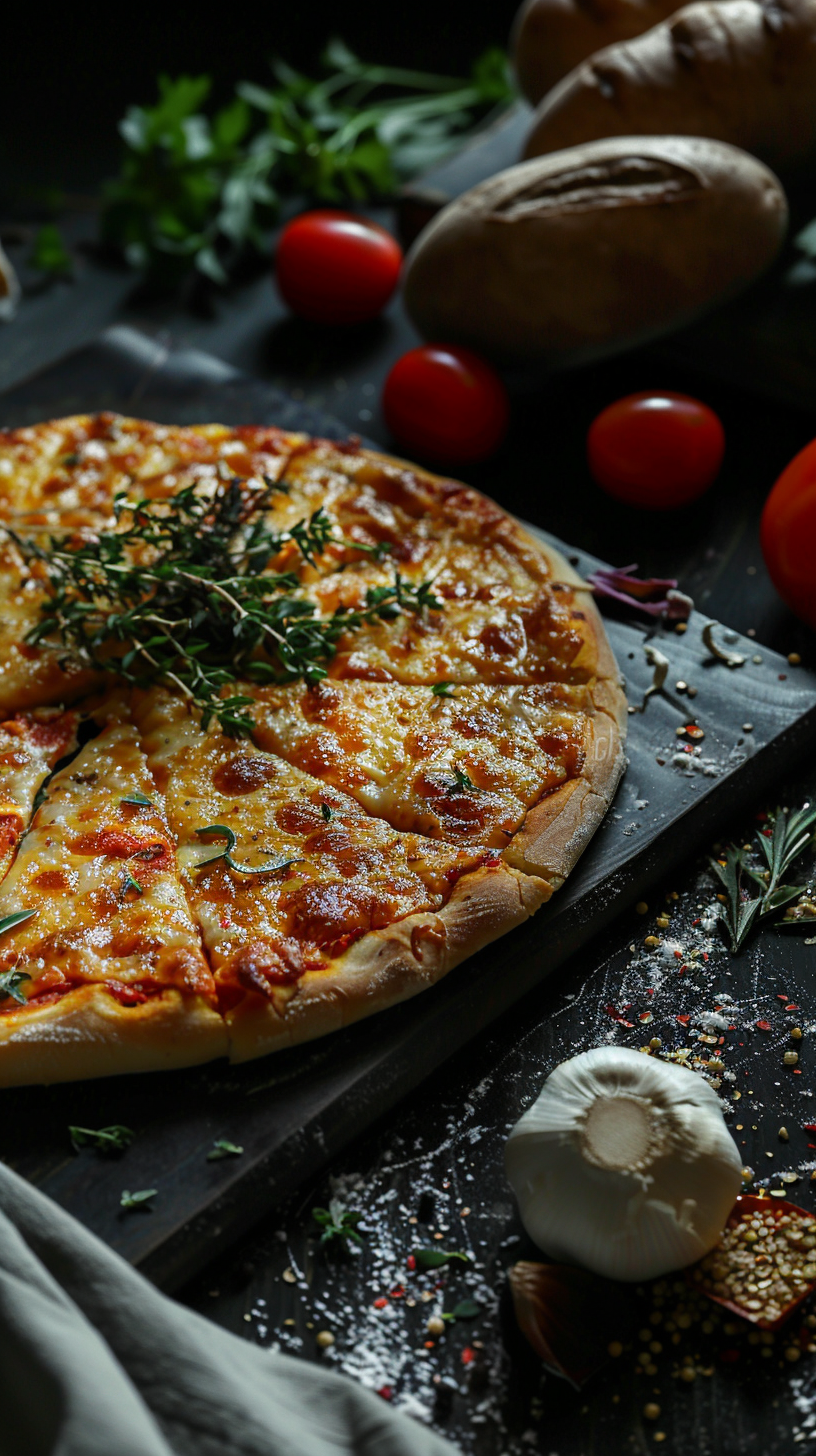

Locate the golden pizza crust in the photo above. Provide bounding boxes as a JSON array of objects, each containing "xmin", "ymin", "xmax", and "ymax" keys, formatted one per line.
[
  {"xmin": 225, "ymin": 864, "xmax": 551, "ymax": 1063},
  {"xmin": 0, "ymin": 986, "xmax": 227, "ymax": 1087}
]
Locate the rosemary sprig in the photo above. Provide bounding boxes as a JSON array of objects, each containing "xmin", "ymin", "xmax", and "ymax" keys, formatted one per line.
[
  {"xmin": 9, "ymin": 477, "xmax": 443, "ymax": 738},
  {"xmin": 70, "ymin": 1124, "xmax": 135, "ymax": 1153},
  {"xmin": 194, "ymin": 824, "xmax": 299, "ymax": 876},
  {"xmin": 709, "ymin": 802, "xmax": 816, "ymax": 952}
]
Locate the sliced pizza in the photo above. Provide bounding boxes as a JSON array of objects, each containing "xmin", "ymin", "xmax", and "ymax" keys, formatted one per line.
[
  {"xmin": 0, "ymin": 705, "xmax": 79, "ymax": 879},
  {"xmin": 133, "ymin": 688, "xmax": 549, "ymax": 1062},
  {"xmin": 0, "ymin": 695, "xmax": 226, "ymax": 1086}
]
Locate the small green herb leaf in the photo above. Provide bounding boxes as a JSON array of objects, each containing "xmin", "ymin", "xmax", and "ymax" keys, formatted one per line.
[
  {"xmin": 449, "ymin": 1298, "xmax": 481, "ymax": 1319},
  {"xmin": 120, "ymin": 1188, "xmax": 157, "ymax": 1210},
  {"xmin": 0, "ymin": 970, "xmax": 31, "ymax": 1005},
  {"xmin": 431, "ymin": 681, "xmax": 457, "ymax": 699},
  {"xmin": 30, "ymin": 224, "xmax": 73, "ymax": 277},
  {"xmin": 451, "ymin": 766, "xmax": 477, "ymax": 793},
  {"xmin": 0, "ymin": 909, "xmax": 37, "ymax": 938},
  {"xmin": 194, "ymin": 824, "xmax": 299, "ymax": 876},
  {"xmin": 121, "ymin": 792, "xmax": 153, "ymax": 807},
  {"xmin": 70, "ymin": 1124, "xmax": 135, "ymax": 1153},
  {"xmin": 413, "ymin": 1247, "xmax": 471, "ymax": 1269},
  {"xmin": 207, "ymin": 1138, "xmax": 244, "ymax": 1160},
  {"xmin": 312, "ymin": 1199, "xmax": 365, "ymax": 1251},
  {"xmin": 320, "ymin": 803, "xmax": 334, "ymax": 822},
  {"xmin": 122, "ymin": 872, "xmax": 143, "ymax": 896}
]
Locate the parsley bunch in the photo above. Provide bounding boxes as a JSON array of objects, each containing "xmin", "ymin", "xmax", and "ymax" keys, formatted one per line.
[
  {"xmin": 99, "ymin": 41, "xmax": 512, "ymax": 287},
  {"xmin": 10, "ymin": 476, "xmax": 442, "ymax": 738}
]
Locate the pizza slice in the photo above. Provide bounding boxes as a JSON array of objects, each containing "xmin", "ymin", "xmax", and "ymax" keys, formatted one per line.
[
  {"xmin": 0, "ymin": 695, "xmax": 226, "ymax": 1086},
  {"xmin": 247, "ymin": 679, "xmax": 591, "ymax": 848},
  {"xmin": 0, "ymin": 705, "xmax": 79, "ymax": 880},
  {"xmin": 133, "ymin": 688, "xmax": 549, "ymax": 1062}
]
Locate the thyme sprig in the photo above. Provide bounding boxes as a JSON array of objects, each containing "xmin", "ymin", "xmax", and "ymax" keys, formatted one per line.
[
  {"xmin": 194, "ymin": 824, "xmax": 299, "ymax": 876},
  {"xmin": 9, "ymin": 476, "xmax": 443, "ymax": 738},
  {"xmin": 313, "ymin": 1198, "xmax": 365, "ymax": 1251},
  {"xmin": 709, "ymin": 802, "xmax": 816, "ymax": 952}
]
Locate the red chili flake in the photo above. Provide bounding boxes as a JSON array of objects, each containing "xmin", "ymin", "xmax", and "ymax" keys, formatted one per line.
[
  {"xmin": 777, "ymin": 995, "xmax": 790, "ymax": 1002},
  {"xmin": 756, "ymin": 1021, "xmax": 772, "ymax": 1032},
  {"xmin": 684, "ymin": 724, "xmax": 705, "ymax": 741},
  {"xmin": 693, "ymin": 918, "xmax": 701, "ymax": 926},
  {"xmin": 787, "ymin": 1005, "xmax": 800, "ymax": 1011},
  {"xmin": 406, "ymin": 1255, "xmax": 416, "ymax": 1271},
  {"xmin": 373, "ymin": 1297, "xmax": 389, "ymax": 1309},
  {"xmin": 389, "ymin": 1285, "xmax": 405, "ymax": 1299},
  {"xmin": 702, "ymin": 953, "xmax": 709, "ymax": 962},
  {"xmin": 461, "ymin": 1347, "xmax": 475, "ymax": 1366},
  {"xmin": 424, "ymin": 1341, "xmax": 435, "ymax": 1349},
  {"xmin": 674, "ymin": 950, "xmax": 683, "ymax": 959},
  {"xmin": 605, "ymin": 1005, "xmax": 634, "ymax": 1026},
  {"xmin": 718, "ymin": 1037, "xmax": 725, "ymax": 1045},
  {"xmin": 220, "ymin": 916, "xmax": 233, "ymax": 929},
  {"xmin": 647, "ymin": 988, "xmax": 654, "ymax": 996},
  {"xmin": 803, "ymin": 1125, "xmax": 816, "ymax": 1133},
  {"xmin": 809, "ymin": 1144, "xmax": 816, "ymax": 1150},
  {"xmin": 639, "ymin": 1011, "xmax": 654, "ymax": 1023},
  {"xmin": 676, "ymin": 1013, "xmax": 691, "ymax": 1025},
  {"xmin": 378, "ymin": 1386, "xmax": 393, "ymax": 1401},
  {"xmin": 795, "ymin": 1069, "xmax": 802, "ymax": 1075}
]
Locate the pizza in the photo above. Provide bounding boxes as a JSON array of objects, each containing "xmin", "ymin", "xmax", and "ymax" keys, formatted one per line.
[{"xmin": 0, "ymin": 412, "xmax": 626, "ymax": 1086}]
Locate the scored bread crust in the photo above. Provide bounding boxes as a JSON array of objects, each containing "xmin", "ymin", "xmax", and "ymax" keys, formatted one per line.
[{"xmin": 0, "ymin": 425, "xmax": 627, "ymax": 1083}]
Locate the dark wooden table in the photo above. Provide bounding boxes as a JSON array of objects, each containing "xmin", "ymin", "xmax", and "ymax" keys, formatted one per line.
[{"xmin": 3, "ymin": 189, "xmax": 816, "ymax": 1456}]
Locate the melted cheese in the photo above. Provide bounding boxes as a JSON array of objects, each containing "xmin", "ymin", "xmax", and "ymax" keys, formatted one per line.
[
  {"xmin": 0, "ymin": 706, "xmax": 79, "ymax": 879},
  {"xmin": 249, "ymin": 681, "xmax": 590, "ymax": 847},
  {"xmin": 0, "ymin": 698, "xmax": 213, "ymax": 1011},
  {"xmin": 133, "ymin": 689, "xmax": 488, "ymax": 1002}
]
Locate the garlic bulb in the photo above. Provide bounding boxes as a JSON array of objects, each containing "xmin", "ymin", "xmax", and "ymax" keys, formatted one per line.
[{"xmin": 505, "ymin": 1047, "xmax": 742, "ymax": 1281}]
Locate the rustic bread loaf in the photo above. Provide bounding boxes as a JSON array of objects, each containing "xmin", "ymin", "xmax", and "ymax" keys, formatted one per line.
[
  {"xmin": 402, "ymin": 136, "xmax": 787, "ymax": 368},
  {"xmin": 513, "ymin": 0, "xmax": 683, "ymax": 104}
]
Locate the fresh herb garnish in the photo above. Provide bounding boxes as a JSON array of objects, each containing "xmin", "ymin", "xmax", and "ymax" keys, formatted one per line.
[
  {"xmin": 320, "ymin": 803, "xmax": 334, "ymax": 823},
  {"xmin": 120, "ymin": 1188, "xmax": 157, "ymax": 1210},
  {"xmin": 313, "ymin": 1198, "xmax": 365, "ymax": 1250},
  {"xmin": 70, "ymin": 1124, "xmax": 135, "ymax": 1153},
  {"xmin": 121, "ymin": 792, "xmax": 153, "ymax": 808},
  {"xmin": 0, "ymin": 909, "xmax": 37, "ymax": 938},
  {"xmin": 207, "ymin": 1138, "xmax": 244, "ymax": 1160},
  {"xmin": 709, "ymin": 802, "xmax": 816, "ymax": 952},
  {"xmin": 413, "ymin": 1247, "xmax": 471, "ymax": 1269},
  {"xmin": 30, "ymin": 224, "xmax": 73, "ymax": 277},
  {"xmin": 442, "ymin": 1298, "xmax": 481, "ymax": 1322},
  {"xmin": 0, "ymin": 970, "xmax": 31, "ymax": 1005},
  {"xmin": 194, "ymin": 824, "xmax": 299, "ymax": 876},
  {"xmin": 450, "ymin": 766, "xmax": 478, "ymax": 794},
  {"xmin": 122, "ymin": 871, "xmax": 143, "ymax": 896},
  {"xmin": 10, "ymin": 478, "xmax": 443, "ymax": 738},
  {"xmin": 431, "ymin": 681, "xmax": 457, "ymax": 699},
  {"xmin": 99, "ymin": 44, "xmax": 511, "ymax": 288}
]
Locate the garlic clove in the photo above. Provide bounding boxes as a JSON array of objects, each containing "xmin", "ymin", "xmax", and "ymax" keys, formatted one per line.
[
  {"xmin": 505, "ymin": 1046, "xmax": 743, "ymax": 1282},
  {"xmin": 508, "ymin": 1261, "xmax": 622, "ymax": 1387},
  {"xmin": 0, "ymin": 242, "xmax": 20, "ymax": 322}
]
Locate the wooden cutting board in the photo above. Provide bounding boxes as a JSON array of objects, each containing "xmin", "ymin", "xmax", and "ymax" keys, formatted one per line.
[{"xmin": 1, "ymin": 327, "xmax": 815, "ymax": 1291}]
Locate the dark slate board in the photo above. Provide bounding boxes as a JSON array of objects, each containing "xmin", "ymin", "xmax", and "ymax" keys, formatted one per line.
[{"xmin": 2, "ymin": 327, "xmax": 816, "ymax": 1292}]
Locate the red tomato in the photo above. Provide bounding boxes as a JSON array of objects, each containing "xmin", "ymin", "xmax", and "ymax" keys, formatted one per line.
[
  {"xmin": 382, "ymin": 345, "xmax": 509, "ymax": 464},
  {"xmin": 587, "ymin": 392, "xmax": 725, "ymax": 509},
  {"xmin": 275, "ymin": 210, "xmax": 402, "ymax": 325},
  {"xmin": 761, "ymin": 439, "xmax": 816, "ymax": 630}
]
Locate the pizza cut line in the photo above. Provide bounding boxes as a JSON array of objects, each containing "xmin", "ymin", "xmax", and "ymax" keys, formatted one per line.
[{"xmin": 0, "ymin": 413, "xmax": 627, "ymax": 1086}]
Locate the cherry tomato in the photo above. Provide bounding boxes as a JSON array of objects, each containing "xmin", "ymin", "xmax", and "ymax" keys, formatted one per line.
[
  {"xmin": 761, "ymin": 438, "xmax": 816, "ymax": 630},
  {"xmin": 587, "ymin": 392, "xmax": 726, "ymax": 509},
  {"xmin": 382, "ymin": 345, "xmax": 509, "ymax": 464},
  {"xmin": 275, "ymin": 210, "xmax": 402, "ymax": 325}
]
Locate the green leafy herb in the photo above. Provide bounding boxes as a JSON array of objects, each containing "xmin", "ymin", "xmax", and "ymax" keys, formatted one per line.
[
  {"xmin": 9, "ymin": 477, "xmax": 444, "ymax": 739},
  {"xmin": 313, "ymin": 1198, "xmax": 365, "ymax": 1250},
  {"xmin": 442, "ymin": 1298, "xmax": 481, "ymax": 1322},
  {"xmin": 120, "ymin": 1187, "xmax": 157, "ymax": 1210},
  {"xmin": 194, "ymin": 824, "xmax": 299, "ymax": 876},
  {"xmin": 709, "ymin": 802, "xmax": 816, "ymax": 952},
  {"xmin": 207, "ymin": 1138, "xmax": 244, "ymax": 1160},
  {"xmin": 30, "ymin": 223, "xmax": 73, "ymax": 277},
  {"xmin": 431, "ymin": 681, "xmax": 457, "ymax": 699},
  {"xmin": 0, "ymin": 970, "xmax": 32, "ymax": 1005},
  {"xmin": 320, "ymin": 803, "xmax": 334, "ymax": 823},
  {"xmin": 99, "ymin": 44, "xmax": 512, "ymax": 288},
  {"xmin": 70, "ymin": 1124, "xmax": 135, "ymax": 1153},
  {"xmin": 413, "ymin": 1247, "xmax": 471, "ymax": 1269},
  {"xmin": 0, "ymin": 909, "xmax": 37, "ymax": 938},
  {"xmin": 451, "ymin": 766, "xmax": 478, "ymax": 794},
  {"xmin": 121, "ymin": 792, "xmax": 153, "ymax": 807},
  {"xmin": 122, "ymin": 871, "xmax": 143, "ymax": 896}
]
